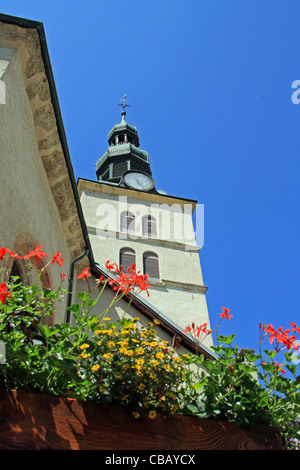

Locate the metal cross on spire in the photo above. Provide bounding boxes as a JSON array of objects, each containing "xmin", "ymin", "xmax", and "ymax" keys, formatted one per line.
[{"xmin": 118, "ymin": 94, "xmax": 131, "ymax": 117}]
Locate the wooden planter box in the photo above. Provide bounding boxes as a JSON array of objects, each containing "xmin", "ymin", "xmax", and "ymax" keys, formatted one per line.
[{"xmin": 0, "ymin": 388, "xmax": 285, "ymax": 450}]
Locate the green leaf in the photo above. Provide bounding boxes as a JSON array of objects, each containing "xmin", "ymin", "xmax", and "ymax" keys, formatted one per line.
[
  {"xmin": 77, "ymin": 291, "xmax": 91, "ymax": 305},
  {"xmin": 211, "ymin": 346, "xmax": 223, "ymax": 355},
  {"xmin": 217, "ymin": 334, "xmax": 236, "ymax": 344},
  {"xmin": 38, "ymin": 325, "xmax": 59, "ymax": 338},
  {"xmin": 88, "ymin": 299, "xmax": 98, "ymax": 308},
  {"xmin": 264, "ymin": 349, "xmax": 277, "ymax": 360},
  {"xmin": 286, "ymin": 364, "xmax": 297, "ymax": 376},
  {"xmin": 244, "ymin": 352, "xmax": 261, "ymax": 363},
  {"xmin": 239, "ymin": 363, "xmax": 259, "ymax": 374}
]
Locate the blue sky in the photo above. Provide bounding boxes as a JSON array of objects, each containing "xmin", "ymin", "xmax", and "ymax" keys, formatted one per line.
[{"xmin": 2, "ymin": 1, "xmax": 300, "ymax": 360}]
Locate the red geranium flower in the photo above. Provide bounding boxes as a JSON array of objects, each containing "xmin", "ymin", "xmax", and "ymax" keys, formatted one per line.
[
  {"xmin": 0, "ymin": 282, "xmax": 11, "ymax": 305},
  {"xmin": 0, "ymin": 247, "xmax": 6, "ymax": 260},
  {"xmin": 290, "ymin": 322, "xmax": 300, "ymax": 334},
  {"xmin": 51, "ymin": 251, "xmax": 64, "ymax": 267},
  {"xmin": 24, "ymin": 245, "xmax": 49, "ymax": 263},
  {"xmin": 5, "ymin": 249, "xmax": 22, "ymax": 259},
  {"xmin": 274, "ymin": 362, "xmax": 286, "ymax": 375},
  {"xmin": 184, "ymin": 322, "xmax": 212, "ymax": 343},
  {"xmin": 105, "ymin": 260, "xmax": 119, "ymax": 272},
  {"xmin": 77, "ymin": 267, "xmax": 91, "ymax": 280},
  {"xmin": 108, "ymin": 263, "xmax": 151, "ymax": 297},
  {"xmin": 260, "ymin": 323, "xmax": 300, "ymax": 352},
  {"xmin": 220, "ymin": 307, "xmax": 233, "ymax": 320}
]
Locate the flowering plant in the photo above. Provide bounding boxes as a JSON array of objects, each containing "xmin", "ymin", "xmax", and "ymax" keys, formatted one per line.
[
  {"xmin": 182, "ymin": 308, "xmax": 300, "ymax": 449},
  {"xmin": 0, "ymin": 245, "xmax": 299, "ymax": 448},
  {"xmin": 0, "ymin": 247, "xmax": 196, "ymax": 419}
]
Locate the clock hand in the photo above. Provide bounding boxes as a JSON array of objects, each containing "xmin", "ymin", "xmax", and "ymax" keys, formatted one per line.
[{"xmin": 133, "ymin": 176, "xmax": 142, "ymax": 188}]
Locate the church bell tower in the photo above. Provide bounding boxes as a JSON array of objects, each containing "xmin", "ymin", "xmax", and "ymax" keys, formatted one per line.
[
  {"xmin": 78, "ymin": 97, "xmax": 212, "ymax": 346},
  {"xmin": 95, "ymin": 96, "xmax": 156, "ymax": 193}
]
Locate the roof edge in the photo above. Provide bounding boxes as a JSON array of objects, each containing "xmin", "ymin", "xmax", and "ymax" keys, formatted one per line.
[{"xmin": 0, "ymin": 13, "xmax": 43, "ymax": 28}]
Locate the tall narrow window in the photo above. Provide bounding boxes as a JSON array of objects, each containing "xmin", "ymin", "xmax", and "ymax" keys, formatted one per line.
[
  {"xmin": 143, "ymin": 252, "xmax": 160, "ymax": 282},
  {"xmin": 9, "ymin": 260, "xmax": 23, "ymax": 283},
  {"xmin": 120, "ymin": 248, "xmax": 136, "ymax": 271},
  {"xmin": 142, "ymin": 215, "xmax": 157, "ymax": 238},
  {"xmin": 113, "ymin": 161, "xmax": 128, "ymax": 178},
  {"xmin": 120, "ymin": 211, "xmax": 135, "ymax": 234}
]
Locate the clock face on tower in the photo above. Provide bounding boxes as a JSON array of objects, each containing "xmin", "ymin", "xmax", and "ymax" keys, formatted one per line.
[{"xmin": 122, "ymin": 170, "xmax": 155, "ymax": 191}]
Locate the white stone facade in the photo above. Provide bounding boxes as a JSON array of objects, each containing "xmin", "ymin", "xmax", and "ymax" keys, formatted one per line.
[{"xmin": 78, "ymin": 179, "xmax": 212, "ymax": 346}]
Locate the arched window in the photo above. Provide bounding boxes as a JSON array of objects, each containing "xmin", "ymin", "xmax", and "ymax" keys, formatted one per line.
[
  {"xmin": 143, "ymin": 252, "xmax": 160, "ymax": 281},
  {"xmin": 9, "ymin": 260, "xmax": 23, "ymax": 283},
  {"xmin": 120, "ymin": 248, "xmax": 136, "ymax": 272},
  {"xmin": 120, "ymin": 211, "xmax": 135, "ymax": 234},
  {"xmin": 142, "ymin": 215, "xmax": 157, "ymax": 238}
]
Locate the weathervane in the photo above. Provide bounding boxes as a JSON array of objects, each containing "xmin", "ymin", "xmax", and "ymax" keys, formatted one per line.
[{"xmin": 118, "ymin": 94, "xmax": 130, "ymax": 117}]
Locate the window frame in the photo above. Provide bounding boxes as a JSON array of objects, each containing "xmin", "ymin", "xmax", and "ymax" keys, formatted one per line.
[
  {"xmin": 142, "ymin": 215, "xmax": 157, "ymax": 238},
  {"xmin": 143, "ymin": 251, "xmax": 160, "ymax": 282},
  {"xmin": 119, "ymin": 247, "xmax": 136, "ymax": 272},
  {"xmin": 120, "ymin": 211, "xmax": 135, "ymax": 234}
]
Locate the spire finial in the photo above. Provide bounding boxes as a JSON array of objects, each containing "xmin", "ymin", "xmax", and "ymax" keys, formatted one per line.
[{"xmin": 118, "ymin": 94, "xmax": 130, "ymax": 118}]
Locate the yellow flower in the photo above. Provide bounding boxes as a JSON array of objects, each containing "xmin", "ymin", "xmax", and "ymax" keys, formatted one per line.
[
  {"xmin": 150, "ymin": 360, "xmax": 159, "ymax": 367},
  {"xmin": 153, "ymin": 318, "xmax": 160, "ymax": 325},
  {"xmin": 103, "ymin": 353, "xmax": 113, "ymax": 360},
  {"xmin": 136, "ymin": 347, "xmax": 144, "ymax": 355},
  {"xmin": 120, "ymin": 328, "xmax": 131, "ymax": 335},
  {"xmin": 80, "ymin": 343, "xmax": 90, "ymax": 349},
  {"xmin": 107, "ymin": 341, "xmax": 115, "ymax": 348},
  {"xmin": 148, "ymin": 410, "xmax": 157, "ymax": 419},
  {"xmin": 182, "ymin": 354, "xmax": 191, "ymax": 359},
  {"xmin": 77, "ymin": 353, "xmax": 91, "ymax": 359},
  {"xmin": 174, "ymin": 356, "xmax": 182, "ymax": 363},
  {"xmin": 155, "ymin": 351, "xmax": 165, "ymax": 359},
  {"xmin": 91, "ymin": 364, "xmax": 100, "ymax": 371},
  {"xmin": 96, "ymin": 328, "xmax": 113, "ymax": 336},
  {"xmin": 135, "ymin": 358, "xmax": 145, "ymax": 368},
  {"xmin": 150, "ymin": 341, "xmax": 158, "ymax": 347},
  {"xmin": 119, "ymin": 347, "xmax": 133, "ymax": 356},
  {"xmin": 132, "ymin": 411, "xmax": 140, "ymax": 419},
  {"xmin": 103, "ymin": 317, "xmax": 111, "ymax": 321}
]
